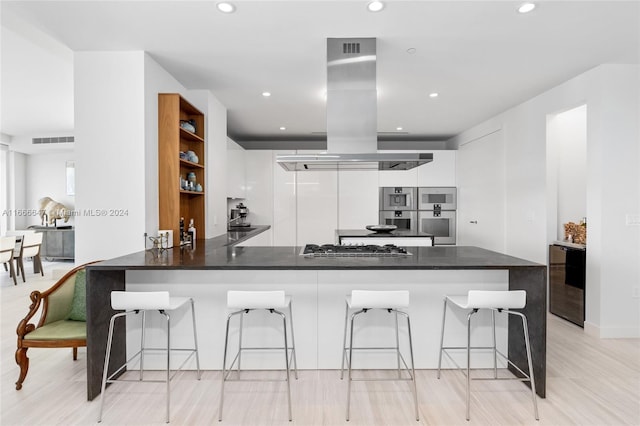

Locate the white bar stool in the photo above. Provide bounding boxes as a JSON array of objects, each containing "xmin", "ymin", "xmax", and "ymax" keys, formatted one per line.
[
  {"xmin": 341, "ymin": 290, "xmax": 419, "ymax": 422},
  {"xmin": 219, "ymin": 290, "xmax": 298, "ymax": 422},
  {"xmin": 98, "ymin": 291, "xmax": 201, "ymax": 423},
  {"xmin": 437, "ymin": 290, "xmax": 539, "ymax": 421}
]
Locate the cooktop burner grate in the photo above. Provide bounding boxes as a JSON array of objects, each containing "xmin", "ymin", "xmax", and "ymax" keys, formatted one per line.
[{"xmin": 300, "ymin": 244, "xmax": 411, "ymax": 257}]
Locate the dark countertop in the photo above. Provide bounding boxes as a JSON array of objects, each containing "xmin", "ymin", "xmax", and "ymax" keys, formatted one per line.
[
  {"xmin": 90, "ymin": 242, "xmax": 543, "ymax": 270},
  {"xmin": 552, "ymin": 240, "xmax": 586, "ymax": 250},
  {"xmin": 211, "ymin": 225, "xmax": 270, "ymax": 247},
  {"xmin": 336, "ymin": 229, "xmax": 434, "ymax": 238}
]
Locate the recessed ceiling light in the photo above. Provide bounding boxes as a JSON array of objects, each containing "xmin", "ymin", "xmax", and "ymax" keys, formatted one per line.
[
  {"xmin": 367, "ymin": 1, "xmax": 385, "ymax": 12},
  {"xmin": 216, "ymin": 2, "xmax": 236, "ymax": 13},
  {"xmin": 406, "ymin": 48, "xmax": 417, "ymax": 55},
  {"xmin": 396, "ymin": 127, "xmax": 403, "ymax": 131},
  {"xmin": 518, "ymin": 2, "xmax": 536, "ymax": 14},
  {"xmin": 262, "ymin": 92, "xmax": 271, "ymax": 97},
  {"xmin": 429, "ymin": 92, "xmax": 439, "ymax": 98},
  {"xmin": 279, "ymin": 126, "xmax": 286, "ymax": 131}
]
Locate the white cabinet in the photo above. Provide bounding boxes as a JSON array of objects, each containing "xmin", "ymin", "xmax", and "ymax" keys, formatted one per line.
[
  {"xmin": 245, "ymin": 150, "xmax": 273, "ymax": 229},
  {"xmin": 338, "ymin": 170, "xmax": 379, "ymax": 228},
  {"xmin": 417, "ymin": 150, "xmax": 456, "ymax": 186},
  {"xmin": 226, "ymin": 138, "xmax": 246, "ymax": 199},
  {"xmin": 273, "ymin": 150, "xmax": 297, "ymax": 246},
  {"xmin": 296, "ymin": 151, "xmax": 337, "ymax": 245}
]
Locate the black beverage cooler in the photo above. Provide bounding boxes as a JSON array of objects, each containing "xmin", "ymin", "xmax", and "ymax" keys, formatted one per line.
[{"xmin": 549, "ymin": 244, "xmax": 586, "ymax": 327}]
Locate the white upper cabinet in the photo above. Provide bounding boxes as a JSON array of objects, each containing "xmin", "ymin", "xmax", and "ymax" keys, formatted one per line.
[
  {"xmin": 244, "ymin": 150, "xmax": 274, "ymax": 229},
  {"xmin": 338, "ymin": 170, "xmax": 379, "ymax": 229},
  {"xmin": 296, "ymin": 150, "xmax": 338, "ymax": 245},
  {"xmin": 272, "ymin": 150, "xmax": 297, "ymax": 246},
  {"xmin": 417, "ymin": 150, "xmax": 457, "ymax": 187},
  {"xmin": 226, "ymin": 138, "xmax": 246, "ymax": 199}
]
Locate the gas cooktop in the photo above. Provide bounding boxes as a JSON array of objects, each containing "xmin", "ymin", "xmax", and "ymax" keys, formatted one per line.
[{"xmin": 300, "ymin": 244, "xmax": 411, "ymax": 257}]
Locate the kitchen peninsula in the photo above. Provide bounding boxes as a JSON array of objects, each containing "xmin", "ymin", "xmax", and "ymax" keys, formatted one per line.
[{"xmin": 86, "ymin": 241, "xmax": 546, "ymax": 401}]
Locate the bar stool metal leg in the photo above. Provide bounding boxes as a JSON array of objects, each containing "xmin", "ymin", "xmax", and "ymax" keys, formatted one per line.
[
  {"xmin": 437, "ymin": 297, "xmax": 447, "ymax": 379},
  {"xmin": 189, "ymin": 298, "xmax": 201, "ymax": 379},
  {"xmin": 491, "ymin": 310, "xmax": 497, "ymax": 379},
  {"xmin": 219, "ymin": 311, "xmax": 239, "ymax": 422},
  {"xmin": 346, "ymin": 309, "xmax": 361, "ymax": 421},
  {"xmin": 98, "ymin": 311, "xmax": 129, "ymax": 423},
  {"xmin": 466, "ymin": 310, "xmax": 477, "ymax": 421},
  {"xmin": 237, "ymin": 311, "xmax": 244, "ymax": 378},
  {"xmin": 277, "ymin": 310, "xmax": 293, "ymax": 422},
  {"xmin": 340, "ymin": 300, "xmax": 349, "ymax": 380},
  {"xmin": 511, "ymin": 310, "xmax": 539, "ymax": 420},
  {"xmin": 288, "ymin": 300, "xmax": 299, "ymax": 379},
  {"xmin": 140, "ymin": 310, "xmax": 146, "ymax": 380},
  {"xmin": 395, "ymin": 311, "xmax": 401, "ymax": 378},
  {"xmin": 398, "ymin": 311, "xmax": 419, "ymax": 421},
  {"xmin": 161, "ymin": 311, "xmax": 171, "ymax": 423}
]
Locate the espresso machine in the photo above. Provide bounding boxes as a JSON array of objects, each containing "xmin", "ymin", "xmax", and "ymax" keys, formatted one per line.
[{"xmin": 229, "ymin": 202, "xmax": 250, "ymax": 227}]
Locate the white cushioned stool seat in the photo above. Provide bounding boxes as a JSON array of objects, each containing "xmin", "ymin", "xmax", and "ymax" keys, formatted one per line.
[
  {"xmin": 446, "ymin": 290, "xmax": 526, "ymax": 310},
  {"xmin": 111, "ymin": 292, "xmax": 192, "ymax": 312},
  {"xmin": 347, "ymin": 290, "xmax": 410, "ymax": 309},
  {"xmin": 227, "ymin": 290, "xmax": 289, "ymax": 309}
]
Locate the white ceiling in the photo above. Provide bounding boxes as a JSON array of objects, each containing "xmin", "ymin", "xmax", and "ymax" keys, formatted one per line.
[{"xmin": 1, "ymin": 1, "xmax": 639, "ymax": 145}]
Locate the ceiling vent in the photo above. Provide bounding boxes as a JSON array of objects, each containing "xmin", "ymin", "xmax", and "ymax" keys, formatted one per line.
[{"xmin": 32, "ymin": 136, "xmax": 74, "ymax": 144}]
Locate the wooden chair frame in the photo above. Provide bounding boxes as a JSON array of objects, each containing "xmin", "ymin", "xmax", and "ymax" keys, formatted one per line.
[
  {"xmin": 15, "ymin": 261, "xmax": 100, "ymax": 390},
  {"xmin": 14, "ymin": 235, "xmax": 44, "ymax": 282},
  {"xmin": 1, "ymin": 239, "xmax": 18, "ymax": 285}
]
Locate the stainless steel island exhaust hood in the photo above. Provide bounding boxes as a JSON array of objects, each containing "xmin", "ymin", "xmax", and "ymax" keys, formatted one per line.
[{"xmin": 276, "ymin": 38, "xmax": 433, "ymax": 171}]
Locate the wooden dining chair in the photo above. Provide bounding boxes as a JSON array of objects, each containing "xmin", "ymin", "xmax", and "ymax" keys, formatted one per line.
[
  {"xmin": 13, "ymin": 232, "xmax": 44, "ymax": 282},
  {"xmin": 1, "ymin": 236, "xmax": 18, "ymax": 285}
]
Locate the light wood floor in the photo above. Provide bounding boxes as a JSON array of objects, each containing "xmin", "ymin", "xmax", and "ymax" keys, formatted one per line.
[{"xmin": 1, "ymin": 262, "xmax": 639, "ymax": 425}]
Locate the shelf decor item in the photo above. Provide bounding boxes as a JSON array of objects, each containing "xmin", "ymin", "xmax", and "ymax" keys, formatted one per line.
[
  {"xmin": 180, "ymin": 119, "xmax": 197, "ymax": 133},
  {"xmin": 564, "ymin": 221, "xmax": 586, "ymax": 244}
]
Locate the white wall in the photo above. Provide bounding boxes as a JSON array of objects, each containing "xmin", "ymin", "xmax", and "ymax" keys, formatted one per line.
[
  {"xmin": 143, "ymin": 54, "xmax": 186, "ymax": 242},
  {"xmin": 451, "ymin": 64, "xmax": 640, "ymax": 338},
  {"xmin": 191, "ymin": 90, "xmax": 228, "ymax": 238},
  {"xmin": 25, "ymin": 151, "xmax": 75, "ymax": 227},
  {"xmin": 547, "ymin": 105, "xmax": 587, "ymax": 240},
  {"xmin": 74, "ymin": 52, "xmax": 147, "ymax": 263},
  {"xmin": 11, "ymin": 151, "xmax": 27, "ymax": 229},
  {"xmin": 456, "ymin": 129, "xmax": 506, "ymax": 253},
  {"xmin": 74, "ymin": 52, "xmax": 228, "ymax": 263}
]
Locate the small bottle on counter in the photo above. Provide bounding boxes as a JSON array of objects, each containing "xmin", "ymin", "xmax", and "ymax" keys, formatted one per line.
[
  {"xmin": 179, "ymin": 217, "xmax": 185, "ymax": 245},
  {"xmin": 188, "ymin": 218, "xmax": 196, "ymax": 244}
]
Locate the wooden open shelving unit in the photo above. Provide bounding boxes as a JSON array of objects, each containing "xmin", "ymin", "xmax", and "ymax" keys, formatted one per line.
[{"xmin": 158, "ymin": 93, "xmax": 205, "ymax": 246}]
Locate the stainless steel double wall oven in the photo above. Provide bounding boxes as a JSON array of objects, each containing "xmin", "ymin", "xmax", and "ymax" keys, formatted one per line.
[
  {"xmin": 379, "ymin": 186, "xmax": 457, "ymax": 244},
  {"xmin": 379, "ymin": 187, "xmax": 418, "ymax": 232}
]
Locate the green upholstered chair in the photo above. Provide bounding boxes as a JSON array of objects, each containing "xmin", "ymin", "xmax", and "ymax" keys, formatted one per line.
[{"xmin": 15, "ymin": 261, "xmax": 100, "ymax": 390}]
